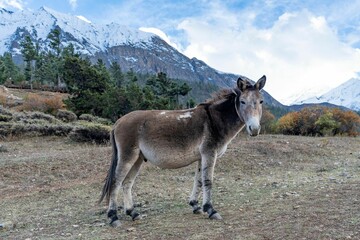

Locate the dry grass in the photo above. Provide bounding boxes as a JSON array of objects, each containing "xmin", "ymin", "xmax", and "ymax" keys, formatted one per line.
[
  {"xmin": 17, "ymin": 93, "xmax": 65, "ymax": 114},
  {"xmin": 1, "ymin": 87, "xmax": 68, "ymax": 111},
  {"xmin": 0, "ymin": 135, "xmax": 359, "ymax": 239}
]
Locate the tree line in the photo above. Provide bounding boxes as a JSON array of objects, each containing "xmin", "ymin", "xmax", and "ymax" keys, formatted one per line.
[{"xmin": 0, "ymin": 28, "xmax": 193, "ymax": 121}]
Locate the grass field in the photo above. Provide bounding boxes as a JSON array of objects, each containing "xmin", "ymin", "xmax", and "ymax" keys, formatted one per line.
[{"xmin": 1, "ymin": 134, "xmax": 359, "ymax": 239}]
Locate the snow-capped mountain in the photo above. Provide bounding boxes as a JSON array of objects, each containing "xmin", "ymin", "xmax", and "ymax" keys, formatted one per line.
[
  {"xmin": 285, "ymin": 86, "xmax": 332, "ymax": 106},
  {"xmin": 295, "ymin": 78, "xmax": 360, "ymax": 111},
  {"xmin": 0, "ymin": 6, "xmax": 284, "ymax": 107},
  {"xmin": 0, "ymin": 6, "xmax": 156, "ymax": 55},
  {"xmin": 0, "ymin": 7, "xmax": 237, "ymax": 87}
]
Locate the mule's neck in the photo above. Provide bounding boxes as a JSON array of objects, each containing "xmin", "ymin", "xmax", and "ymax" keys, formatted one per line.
[{"xmin": 204, "ymin": 96, "xmax": 245, "ymax": 140}]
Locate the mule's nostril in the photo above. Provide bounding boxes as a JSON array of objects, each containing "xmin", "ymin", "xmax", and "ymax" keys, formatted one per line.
[{"xmin": 249, "ymin": 126, "xmax": 252, "ymax": 131}]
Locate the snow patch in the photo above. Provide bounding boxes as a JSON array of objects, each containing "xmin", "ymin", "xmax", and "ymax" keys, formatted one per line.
[{"xmin": 77, "ymin": 15, "xmax": 91, "ymax": 24}]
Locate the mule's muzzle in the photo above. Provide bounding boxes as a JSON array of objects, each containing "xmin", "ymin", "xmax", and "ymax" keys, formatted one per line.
[
  {"xmin": 247, "ymin": 124, "xmax": 261, "ymax": 137},
  {"xmin": 245, "ymin": 117, "xmax": 261, "ymax": 136}
]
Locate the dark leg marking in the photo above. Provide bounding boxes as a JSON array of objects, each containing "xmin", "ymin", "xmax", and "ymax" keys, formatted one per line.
[
  {"xmin": 203, "ymin": 203, "xmax": 218, "ymax": 218},
  {"xmin": 189, "ymin": 200, "xmax": 202, "ymax": 214},
  {"xmin": 126, "ymin": 208, "xmax": 141, "ymax": 221},
  {"xmin": 107, "ymin": 209, "xmax": 119, "ymax": 224},
  {"xmin": 203, "ymin": 179, "xmax": 212, "ymax": 188}
]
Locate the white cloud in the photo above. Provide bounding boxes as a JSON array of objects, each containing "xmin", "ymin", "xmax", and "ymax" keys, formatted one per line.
[
  {"xmin": 139, "ymin": 27, "xmax": 180, "ymax": 50},
  {"xmin": 178, "ymin": 9, "xmax": 360, "ymax": 104},
  {"xmin": 0, "ymin": 0, "xmax": 24, "ymax": 10},
  {"xmin": 69, "ymin": 0, "xmax": 77, "ymax": 10}
]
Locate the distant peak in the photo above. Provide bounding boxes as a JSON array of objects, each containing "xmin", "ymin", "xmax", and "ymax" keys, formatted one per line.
[
  {"xmin": 38, "ymin": 6, "xmax": 61, "ymax": 16},
  {"xmin": 39, "ymin": 6, "xmax": 51, "ymax": 12},
  {"xmin": 39, "ymin": 6, "xmax": 48, "ymax": 12}
]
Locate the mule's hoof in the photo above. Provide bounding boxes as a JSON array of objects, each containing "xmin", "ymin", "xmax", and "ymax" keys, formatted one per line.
[
  {"xmin": 209, "ymin": 212, "xmax": 222, "ymax": 220},
  {"xmin": 110, "ymin": 219, "xmax": 121, "ymax": 228},
  {"xmin": 132, "ymin": 213, "xmax": 142, "ymax": 221},
  {"xmin": 193, "ymin": 207, "xmax": 202, "ymax": 214}
]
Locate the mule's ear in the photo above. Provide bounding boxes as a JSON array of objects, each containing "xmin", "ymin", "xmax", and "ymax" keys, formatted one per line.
[
  {"xmin": 237, "ymin": 76, "xmax": 248, "ymax": 92},
  {"xmin": 255, "ymin": 75, "xmax": 266, "ymax": 90}
]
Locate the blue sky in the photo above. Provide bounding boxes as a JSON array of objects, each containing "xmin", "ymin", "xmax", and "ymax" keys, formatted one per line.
[{"xmin": 1, "ymin": 0, "xmax": 360, "ymax": 103}]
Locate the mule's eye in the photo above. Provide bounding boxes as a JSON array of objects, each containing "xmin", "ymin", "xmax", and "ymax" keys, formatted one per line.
[
  {"xmin": 240, "ymin": 100, "xmax": 246, "ymax": 104},
  {"xmin": 260, "ymin": 100, "xmax": 264, "ymax": 104}
]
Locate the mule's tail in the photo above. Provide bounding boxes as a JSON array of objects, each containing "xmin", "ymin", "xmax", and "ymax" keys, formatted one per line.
[{"xmin": 99, "ymin": 129, "xmax": 118, "ymax": 204}]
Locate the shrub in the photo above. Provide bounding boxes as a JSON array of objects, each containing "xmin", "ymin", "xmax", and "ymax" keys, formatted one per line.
[
  {"xmin": 331, "ymin": 108, "xmax": 360, "ymax": 136},
  {"xmin": 69, "ymin": 122, "xmax": 111, "ymax": 144},
  {"xmin": 0, "ymin": 105, "xmax": 13, "ymax": 116},
  {"xmin": 261, "ymin": 108, "xmax": 276, "ymax": 134},
  {"xmin": 13, "ymin": 111, "xmax": 60, "ymax": 124},
  {"xmin": 0, "ymin": 114, "xmax": 12, "ymax": 122},
  {"xmin": 56, "ymin": 109, "xmax": 77, "ymax": 122},
  {"xmin": 0, "ymin": 121, "xmax": 73, "ymax": 137},
  {"xmin": 315, "ymin": 112, "xmax": 340, "ymax": 136},
  {"xmin": 276, "ymin": 107, "xmax": 360, "ymax": 136},
  {"xmin": 79, "ymin": 113, "xmax": 112, "ymax": 125},
  {"xmin": 0, "ymin": 122, "xmax": 12, "ymax": 136},
  {"xmin": 34, "ymin": 123, "xmax": 73, "ymax": 136},
  {"xmin": 78, "ymin": 113, "xmax": 95, "ymax": 122},
  {"xmin": 18, "ymin": 93, "xmax": 64, "ymax": 114},
  {"xmin": 0, "ymin": 94, "xmax": 6, "ymax": 106},
  {"xmin": 277, "ymin": 111, "xmax": 300, "ymax": 135}
]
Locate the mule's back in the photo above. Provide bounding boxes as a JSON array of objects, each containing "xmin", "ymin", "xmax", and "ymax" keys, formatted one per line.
[{"xmin": 113, "ymin": 108, "xmax": 207, "ymax": 169}]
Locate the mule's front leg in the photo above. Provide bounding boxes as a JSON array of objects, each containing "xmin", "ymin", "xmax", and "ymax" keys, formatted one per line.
[
  {"xmin": 189, "ymin": 160, "xmax": 202, "ymax": 214},
  {"xmin": 201, "ymin": 152, "xmax": 222, "ymax": 220}
]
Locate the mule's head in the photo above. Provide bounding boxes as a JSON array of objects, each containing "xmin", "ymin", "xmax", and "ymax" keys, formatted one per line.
[{"xmin": 236, "ymin": 75, "xmax": 266, "ymax": 137}]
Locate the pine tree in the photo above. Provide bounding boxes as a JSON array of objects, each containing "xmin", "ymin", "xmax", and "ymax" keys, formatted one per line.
[
  {"xmin": 48, "ymin": 28, "xmax": 61, "ymax": 57},
  {"xmin": 20, "ymin": 35, "xmax": 37, "ymax": 88},
  {"xmin": 47, "ymin": 28, "xmax": 64, "ymax": 87},
  {"xmin": 125, "ymin": 69, "xmax": 138, "ymax": 83},
  {"xmin": 34, "ymin": 51, "xmax": 56, "ymax": 86},
  {"xmin": 63, "ymin": 56, "xmax": 110, "ymax": 116},
  {"xmin": 109, "ymin": 61, "xmax": 124, "ymax": 87},
  {"xmin": 0, "ymin": 52, "xmax": 21, "ymax": 84},
  {"xmin": 146, "ymin": 72, "xmax": 191, "ymax": 109}
]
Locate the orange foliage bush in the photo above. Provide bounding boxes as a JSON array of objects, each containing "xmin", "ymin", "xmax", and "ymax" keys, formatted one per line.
[
  {"xmin": 18, "ymin": 93, "xmax": 65, "ymax": 115},
  {"xmin": 277, "ymin": 107, "xmax": 360, "ymax": 136},
  {"xmin": 331, "ymin": 108, "xmax": 360, "ymax": 136},
  {"xmin": 277, "ymin": 111, "xmax": 300, "ymax": 135}
]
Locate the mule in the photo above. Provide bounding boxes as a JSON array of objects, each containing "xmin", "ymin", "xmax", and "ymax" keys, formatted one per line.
[{"xmin": 99, "ymin": 75, "xmax": 266, "ymax": 227}]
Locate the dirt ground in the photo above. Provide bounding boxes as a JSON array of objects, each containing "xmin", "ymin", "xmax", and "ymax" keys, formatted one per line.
[{"xmin": 0, "ymin": 134, "xmax": 359, "ymax": 239}]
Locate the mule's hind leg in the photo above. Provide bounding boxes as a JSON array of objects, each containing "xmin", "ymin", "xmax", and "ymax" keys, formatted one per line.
[
  {"xmin": 107, "ymin": 149, "xmax": 140, "ymax": 227},
  {"xmin": 189, "ymin": 160, "xmax": 202, "ymax": 214},
  {"xmin": 122, "ymin": 154, "xmax": 143, "ymax": 221}
]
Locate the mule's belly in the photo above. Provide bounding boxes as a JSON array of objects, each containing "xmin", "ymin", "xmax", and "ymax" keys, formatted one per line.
[{"xmin": 139, "ymin": 141, "xmax": 201, "ymax": 169}]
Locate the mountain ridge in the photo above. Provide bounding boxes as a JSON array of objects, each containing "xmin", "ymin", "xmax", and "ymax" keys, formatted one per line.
[{"xmin": 294, "ymin": 78, "xmax": 360, "ymax": 111}]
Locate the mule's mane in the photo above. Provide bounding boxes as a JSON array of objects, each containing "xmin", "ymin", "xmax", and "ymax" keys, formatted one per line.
[{"xmin": 203, "ymin": 88, "xmax": 239, "ymax": 104}]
